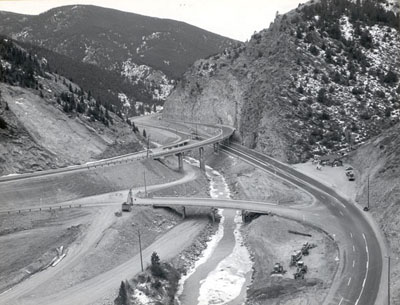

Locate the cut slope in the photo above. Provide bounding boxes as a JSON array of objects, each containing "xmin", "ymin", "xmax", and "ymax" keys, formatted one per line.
[{"xmin": 164, "ymin": 0, "xmax": 400, "ymax": 163}]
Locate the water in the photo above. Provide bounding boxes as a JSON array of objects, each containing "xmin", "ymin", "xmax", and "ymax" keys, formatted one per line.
[{"xmin": 178, "ymin": 158, "xmax": 252, "ymax": 305}]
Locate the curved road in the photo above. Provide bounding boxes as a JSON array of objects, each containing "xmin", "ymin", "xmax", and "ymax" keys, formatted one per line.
[
  {"xmin": 0, "ymin": 121, "xmax": 385, "ymax": 305},
  {"xmin": 221, "ymin": 143, "xmax": 384, "ymax": 305}
]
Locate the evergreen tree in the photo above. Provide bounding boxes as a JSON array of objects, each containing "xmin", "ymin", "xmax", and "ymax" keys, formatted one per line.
[
  {"xmin": 142, "ymin": 129, "xmax": 147, "ymax": 138},
  {"xmin": 0, "ymin": 116, "xmax": 7, "ymax": 129},
  {"xmin": 115, "ymin": 281, "xmax": 128, "ymax": 305}
]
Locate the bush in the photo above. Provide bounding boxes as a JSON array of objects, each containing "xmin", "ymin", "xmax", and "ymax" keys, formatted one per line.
[
  {"xmin": 150, "ymin": 252, "xmax": 165, "ymax": 278},
  {"xmin": 375, "ymin": 90, "xmax": 385, "ymax": 98},
  {"xmin": 383, "ymin": 70, "xmax": 398, "ymax": 84},
  {"xmin": 351, "ymin": 87, "xmax": 364, "ymax": 95},
  {"xmin": 360, "ymin": 30, "xmax": 373, "ymax": 49},
  {"xmin": 297, "ymin": 86, "xmax": 304, "ymax": 94},
  {"xmin": 317, "ymin": 88, "xmax": 327, "ymax": 104},
  {"xmin": 0, "ymin": 116, "xmax": 7, "ymax": 129},
  {"xmin": 309, "ymin": 45, "xmax": 320, "ymax": 56},
  {"xmin": 360, "ymin": 111, "xmax": 371, "ymax": 120}
]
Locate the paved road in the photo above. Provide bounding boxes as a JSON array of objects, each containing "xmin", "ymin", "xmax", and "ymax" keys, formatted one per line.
[
  {"xmin": 0, "ymin": 124, "xmax": 234, "ymax": 184},
  {"xmin": 0, "ymin": 163, "xmax": 204, "ymax": 305},
  {"xmin": 221, "ymin": 143, "xmax": 384, "ymax": 305},
  {"xmin": 0, "ymin": 119, "xmax": 384, "ymax": 305}
]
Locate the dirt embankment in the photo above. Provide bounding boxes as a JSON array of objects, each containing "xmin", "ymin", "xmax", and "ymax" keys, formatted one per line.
[
  {"xmin": 0, "ymin": 156, "xmax": 193, "ymax": 298},
  {"xmin": 346, "ymin": 123, "xmax": 400, "ymax": 304},
  {"xmin": 0, "ymin": 208, "xmax": 90, "ymax": 293},
  {"xmin": 0, "ymin": 76, "xmax": 140, "ymax": 176},
  {"xmin": 244, "ymin": 216, "xmax": 337, "ymax": 305}
]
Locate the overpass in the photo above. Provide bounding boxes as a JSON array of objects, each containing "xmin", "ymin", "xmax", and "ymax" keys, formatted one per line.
[
  {"xmin": 135, "ymin": 122, "xmax": 235, "ymax": 171},
  {"xmin": 0, "ymin": 122, "xmax": 234, "ymax": 184}
]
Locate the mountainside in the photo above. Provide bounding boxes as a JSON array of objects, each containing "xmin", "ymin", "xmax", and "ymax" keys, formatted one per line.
[
  {"xmin": 0, "ymin": 37, "xmax": 141, "ymax": 175},
  {"xmin": 346, "ymin": 121, "xmax": 400, "ymax": 302},
  {"xmin": 0, "ymin": 5, "xmax": 236, "ymax": 113},
  {"xmin": 164, "ymin": 0, "xmax": 400, "ymax": 163}
]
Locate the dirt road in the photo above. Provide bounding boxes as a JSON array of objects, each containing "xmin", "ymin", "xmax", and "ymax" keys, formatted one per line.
[{"xmin": 0, "ymin": 159, "xmax": 202, "ymax": 305}]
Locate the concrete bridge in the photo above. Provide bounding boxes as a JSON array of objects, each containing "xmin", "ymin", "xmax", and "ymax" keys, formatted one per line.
[{"xmin": 144, "ymin": 124, "xmax": 235, "ymax": 172}]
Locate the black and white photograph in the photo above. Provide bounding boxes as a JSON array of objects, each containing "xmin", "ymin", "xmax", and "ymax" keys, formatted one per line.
[{"xmin": 0, "ymin": 0, "xmax": 399, "ymax": 304}]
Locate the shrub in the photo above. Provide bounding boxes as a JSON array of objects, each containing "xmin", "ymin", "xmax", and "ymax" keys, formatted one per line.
[
  {"xmin": 309, "ymin": 45, "xmax": 320, "ymax": 56},
  {"xmin": 297, "ymin": 86, "xmax": 304, "ymax": 94},
  {"xmin": 0, "ymin": 116, "xmax": 7, "ymax": 129},
  {"xmin": 360, "ymin": 111, "xmax": 371, "ymax": 120},
  {"xmin": 317, "ymin": 88, "xmax": 327, "ymax": 104},
  {"xmin": 360, "ymin": 30, "xmax": 373, "ymax": 49},
  {"xmin": 351, "ymin": 87, "xmax": 364, "ymax": 95},
  {"xmin": 150, "ymin": 252, "xmax": 165, "ymax": 278},
  {"xmin": 375, "ymin": 90, "xmax": 385, "ymax": 98},
  {"xmin": 383, "ymin": 70, "xmax": 398, "ymax": 84}
]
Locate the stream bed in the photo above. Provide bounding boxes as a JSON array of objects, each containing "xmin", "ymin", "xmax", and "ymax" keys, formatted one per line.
[{"xmin": 178, "ymin": 158, "xmax": 253, "ymax": 305}]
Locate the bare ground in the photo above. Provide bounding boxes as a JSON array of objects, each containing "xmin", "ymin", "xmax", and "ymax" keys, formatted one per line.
[
  {"xmin": 0, "ymin": 208, "xmax": 91, "ymax": 293},
  {"xmin": 207, "ymin": 152, "xmax": 337, "ymax": 305},
  {"xmin": 244, "ymin": 215, "xmax": 337, "ymax": 305}
]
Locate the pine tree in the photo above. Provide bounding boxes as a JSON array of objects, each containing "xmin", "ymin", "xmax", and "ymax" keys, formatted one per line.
[
  {"xmin": 115, "ymin": 281, "xmax": 128, "ymax": 305},
  {"xmin": 0, "ymin": 116, "xmax": 7, "ymax": 129},
  {"xmin": 143, "ymin": 129, "xmax": 147, "ymax": 138}
]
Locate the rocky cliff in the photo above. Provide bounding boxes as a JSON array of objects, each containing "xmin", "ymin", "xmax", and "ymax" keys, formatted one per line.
[{"xmin": 164, "ymin": 0, "xmax": 400, "ymax": 163}]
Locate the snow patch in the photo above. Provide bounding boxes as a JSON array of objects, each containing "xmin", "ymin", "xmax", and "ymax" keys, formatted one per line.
[{"xmin": 198, "ymin": 211, "xmax": 252, "ymax": 304}]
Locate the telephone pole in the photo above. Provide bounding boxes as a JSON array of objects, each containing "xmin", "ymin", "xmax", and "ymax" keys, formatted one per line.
[
  {"xmin": 138, "ymin": 229, "xmax": 144, "ymax": 272},
  {"xmin": 146, "ymin": 135, "xmax": 150, "ymax": 158},
  {"xmin": 387, "ymin": 256, "xmax": 391, "ymax": 305},
  {"xmin": 367, "ymin": 175, "xmax": 370, "ymax": 209},
  {"xmin": 143, "ymin": 171, "xmax": 147, "ymax": 197}
]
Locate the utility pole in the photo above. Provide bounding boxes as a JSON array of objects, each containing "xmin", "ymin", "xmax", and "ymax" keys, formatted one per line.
[
  {"xmin": 367, "ymin": 175, "xmax": 370, "ymax": 209},
  {"xmin": 138, "ymin": 229, "xmax": 144, "ymax": 272},
  {"xmin": 388, "ymin": 256, "xmax": 391, "ymax": 305},
  {"xmin": 146, "ymin": 135, "xmax": 150, "ymax": 158},
  {"xmin": 143, "ymin": 171, "xmax": 147, "ymax": 197}
]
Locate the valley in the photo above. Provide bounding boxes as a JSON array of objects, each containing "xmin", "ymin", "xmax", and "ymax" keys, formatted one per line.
[{"xmin": 1, "ymin": 0, "xmax": 399, "ymax": 305}]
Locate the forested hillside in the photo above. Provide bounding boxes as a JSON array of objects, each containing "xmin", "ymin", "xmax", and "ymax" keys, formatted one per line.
[
  {"xmin": 164, "ymin": 0, "xmax": 399, "ymax": 163},
  {"xmin": 0, "ymin": 5, "xmax": 237, "ymax": 116},
  {"xmin": 0, "ymin": 37, "xmax": 141, "ymax": 175}
]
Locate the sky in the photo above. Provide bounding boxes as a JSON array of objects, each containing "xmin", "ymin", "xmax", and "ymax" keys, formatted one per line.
[{"xmin": 0, "ymin": 0, "xmax": 302, "ymax": 41}]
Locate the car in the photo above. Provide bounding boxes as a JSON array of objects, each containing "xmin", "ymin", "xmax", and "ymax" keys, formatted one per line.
[{"xmin": 345, "ymin": 166, "xmax": 353, "ymax": 172}]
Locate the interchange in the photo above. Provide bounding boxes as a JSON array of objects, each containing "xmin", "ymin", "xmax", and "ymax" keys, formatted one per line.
[{"xmin": 0, "ymin": 120, "xmax": 385, "ymax": 305}]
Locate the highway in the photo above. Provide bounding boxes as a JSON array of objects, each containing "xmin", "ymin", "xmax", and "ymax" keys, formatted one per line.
[
  {"xmin": 221, "ymin": 143, "xmax": 384, "ymax": 305},
  {"xmin": 0, "ymin": 119, "xmax": 385, "ymax": 305}
]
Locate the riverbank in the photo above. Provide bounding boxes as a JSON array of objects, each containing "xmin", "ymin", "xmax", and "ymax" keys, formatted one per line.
[{"xmin": 208, "ymin": 152, "xmax": 338, "ymax": 305}]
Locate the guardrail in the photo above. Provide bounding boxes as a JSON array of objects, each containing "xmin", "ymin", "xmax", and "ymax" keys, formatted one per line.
[{"xmin": 0, "ymin": 122, "xmax": 234, "ymax": 183}]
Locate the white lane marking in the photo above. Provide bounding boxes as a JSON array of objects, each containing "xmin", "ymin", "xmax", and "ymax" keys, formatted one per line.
[
  {"xmin": 338, "ymin": 297, "xmax": 344, "ymax": 305},
  {"xmin": 355, "ymin": 234, "xmax": 369, "ymax": 305},
  {"xmin": 350, "ymin": 232, "xmax": 353, "ymax": 239},
  {"xmin": 347, "ymin": 277, "xmax": 352, "ymax": 286},
  {"xmin": 353, "ymin": 260, "xmax": 355, "ymax": 268},
  {"xmin": 227, "ymin": 146, "xmax": 350, "ymax": 211},
  {"xmin": 353, "ymin": 245, "xmax": 356, "ymax": 252},
  {"xmin": 339, "ymin": 211, "xmax": 344, "ymax": 216}
]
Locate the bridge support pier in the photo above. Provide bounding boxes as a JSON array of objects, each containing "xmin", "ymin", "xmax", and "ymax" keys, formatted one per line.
[
  {"xmin": 213, "ymin": 142, "xmax": 220, "ymax": 154},
  {"xmin": 210, "ymin": 207, "xmax": 217, "ymax": 223},
  {"xmin": 241, "ymin": 210, "xmax": 246, "ymax": 223},
  {"xmin": 177, "ymin": 153, "xmax": 184, "ymax": 172},
  {"xmin": 181, "ymin": 206, "xmax": 186, "ymax": 219},
  {"xmin": 199, "ymin": 147, "xmax": 206, "ymax": 171}
]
